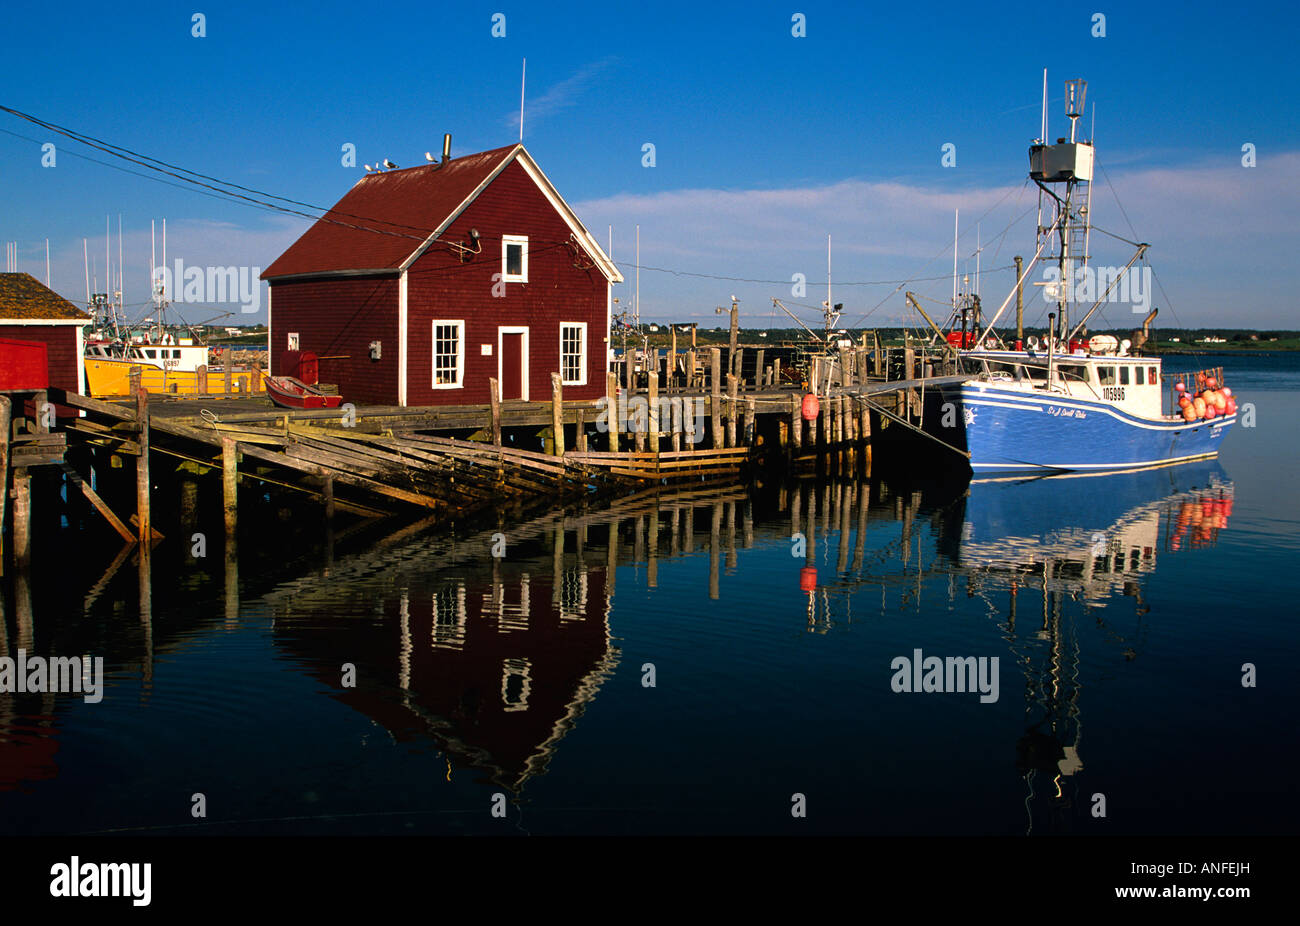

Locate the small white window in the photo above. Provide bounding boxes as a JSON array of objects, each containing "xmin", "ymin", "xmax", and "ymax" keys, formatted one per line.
[
  {"xmin": 431, "ymin": 320, "xmax": 465, "ymax": 388},
  {"xmin": 502, "ymin": 235, "xmax": 528, "ymax": 283},
  {"xmin": 287, "ymin": 332, "xmax": 300, "ymax": 351},
  {"xmin": 560, "ymin": 322, "xmax": 587, "ymax": 386}
]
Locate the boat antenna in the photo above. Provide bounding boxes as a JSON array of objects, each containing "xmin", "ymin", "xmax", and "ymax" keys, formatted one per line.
[
  {"xmin": 825, "ymin": 233, "xmax": 833, "ymax": 338},
  {"xmin": 1040, "ymin": 68, "xmax": 1048, "ymax": 143},
  {"xmin": 116, "ymin": 214, "xmax": 123, "ymax": 339},
  {"xmin": 952, "ymin": 209, "xmax": 958, "ymax": 308}
]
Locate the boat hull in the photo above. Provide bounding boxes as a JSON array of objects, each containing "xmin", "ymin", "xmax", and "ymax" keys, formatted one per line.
[
  {"xmin": 939, "ymin": 382, "xmax": 1235, "ymax": 472},
  {"xmin": 84, "ymin": 357, "xmax": 261, "ymax": 397},
  {"xmin": 263, "ymin": 374, "xmax": 342, "ymax": 410}
]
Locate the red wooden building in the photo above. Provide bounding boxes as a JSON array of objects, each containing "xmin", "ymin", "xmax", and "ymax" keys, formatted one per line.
[
  {"xmin": 0, "ymin": 273, "xmax": 90, "ymax": 397},
  {"xmin": 262, "ymin": 143, "xmax": 622, "ymax": 407}
]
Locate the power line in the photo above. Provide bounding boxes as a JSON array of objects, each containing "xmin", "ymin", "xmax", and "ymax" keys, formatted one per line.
[
  {"xmin": 0, "ymin": 104, "xmax": 1057, "ymax": 316},
  {"xmin": 609, "ymin": 260, "xmax": 1016, "ymax": 288},
  {"xmin": 0, "ymin": 127, "xmax": 294, "ymax": 216}
]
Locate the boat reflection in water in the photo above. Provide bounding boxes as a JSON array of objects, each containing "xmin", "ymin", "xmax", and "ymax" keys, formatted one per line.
[
  {"xmin": 266, "ymin": 465, "xmax": 1234, "ymax": 827},
  {"xmin": 0, "ymin": 454, "xmax": 1235, "ymax": 833},
  {"xmin": 958, "ymin": 461, "xmax": 1231, "ymax": 832},
  {"xmin": 812, "ymin": 459, "xmax": 1234, "ymax": 832},
  {"xmin": 954, "ymin": 460, "xmax": 1233, "ymax": 602}
]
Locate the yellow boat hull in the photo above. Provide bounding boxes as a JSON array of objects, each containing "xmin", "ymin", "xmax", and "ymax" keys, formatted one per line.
[{"xmin": 84, "ymin": 358, "xmax": 263, "ymax": 397}]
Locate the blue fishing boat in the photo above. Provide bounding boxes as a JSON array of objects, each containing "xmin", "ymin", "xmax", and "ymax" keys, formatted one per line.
[
  {"xmin": 948, "ymin": 351, "xmax": 1235, "ymax": 472},
  {"xmin": 930, "ymin": 78, "xmax": 1236, "ymax": 473}
]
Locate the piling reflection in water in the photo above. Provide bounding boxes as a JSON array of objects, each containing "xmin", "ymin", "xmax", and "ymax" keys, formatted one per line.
[
  {"xmin": 0, "ymin": 455, "xmax": 1237, "ymax": 830},
  {"xmin": 805, "ymin": 459, "xmax": 1233, "ymax": 832}
]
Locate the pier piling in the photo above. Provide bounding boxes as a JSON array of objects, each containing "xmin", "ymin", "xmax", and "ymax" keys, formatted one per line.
[
  {"xmin": 133, "ymin": 370, "xmax": 152, "ymax": 545},
  {"xmin": 222, "ymin": 437, "xmax": 238, "ymax": 544}
]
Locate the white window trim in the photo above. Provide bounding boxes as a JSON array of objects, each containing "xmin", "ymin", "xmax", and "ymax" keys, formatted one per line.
[
  {"xmin": 431, "ymin": 319, "xmax": 466, "ymax": 389},
  {"xmin": 502, "ymin": 235, "xmax": 528, "ymax": 283},
  {"xmin": 559, "ymin": 321, "xmax": 587, "ymax": 386}
]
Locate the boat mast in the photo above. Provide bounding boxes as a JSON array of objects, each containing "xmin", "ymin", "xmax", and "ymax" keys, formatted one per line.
[
  {"xmin": 116, "ymin": 214, "xmax": 123, "ymax": 340},
  {"xmin": 952, "ymin": 209, "xmax": 958, "ymax": 310},
  {"xmin": 1030, "ymin": 78, "xmax": 1092, "ymax": 358},
  {"xmin": 825, "ymin": 233, "xmax": 833, "ymax": 339},
  {"xmin": 160, "ymin": 218, "xmax": 167, "ymax": 340}
]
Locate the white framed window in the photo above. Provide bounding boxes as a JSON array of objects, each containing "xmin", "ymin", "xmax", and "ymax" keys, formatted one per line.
[
  {"xmin": 502, "ymin": 235, "xmax": 528, "ymax": 283},
  {"xmin": 431, "ymin": 320, "xmax": 465, "ymax": 388},
  {"xmin": 560, "ymin": 321, "xmax": 587, "ymax": 386},
  {"xmin": 287, "ymin": 332, "xmax": 300, "ymax": 351}
]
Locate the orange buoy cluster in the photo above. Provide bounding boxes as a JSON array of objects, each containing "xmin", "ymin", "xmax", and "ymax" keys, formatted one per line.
[
  {"xmin": 1170, "ymin": 492, "xmax": 1233, "ymax": 551},
  {"xmin": 1175, "ymin": 373, "xmax": 1236, "ymax": 423}
]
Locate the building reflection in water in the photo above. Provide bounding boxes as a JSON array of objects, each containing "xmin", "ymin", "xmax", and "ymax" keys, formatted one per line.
[{"xmin": 0, "ymin": 458, "xmax": 1234, "ymax": 831}]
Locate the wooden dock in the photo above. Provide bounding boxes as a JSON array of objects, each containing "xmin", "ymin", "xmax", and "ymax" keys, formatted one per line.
[{"xmin": 1, "ymin": 338, "xmax": 970, "ymax": 571}]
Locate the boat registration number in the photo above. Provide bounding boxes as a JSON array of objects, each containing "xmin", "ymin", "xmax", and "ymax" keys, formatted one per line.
[{"xmin": 1103, "ymin": 387, "xmax": 1125, "ymax": 401}]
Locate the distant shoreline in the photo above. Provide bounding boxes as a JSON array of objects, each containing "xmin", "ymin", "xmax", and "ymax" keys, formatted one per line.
[{"xmin": 1150, "ymin": 346, "xmax": 1300, "ymax": 354}]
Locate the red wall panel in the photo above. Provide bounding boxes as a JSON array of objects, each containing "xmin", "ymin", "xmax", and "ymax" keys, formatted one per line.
[
  {"xmin": 269, "ymin": 276, "xmax": 399, "ymax": 406},
  {"xmin": 0, "ymin": 325, "xmax": 82, "ymax": 416},
  {"xmin": 405, "ymin": 160, "xmax": 608, "ymax": 407}
]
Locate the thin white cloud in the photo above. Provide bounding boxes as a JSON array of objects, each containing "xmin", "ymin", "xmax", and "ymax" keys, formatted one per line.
[
  {"xmin": 45, "ymin": 215, "xmax": 307, "ymax": 324},
  {"xmin": 508, "ymin": 58, "xmax": 616, "ymax": 133},
  {"xmin": 576, "ymin": 152, "xmax": 1300, "ymax": 327}
]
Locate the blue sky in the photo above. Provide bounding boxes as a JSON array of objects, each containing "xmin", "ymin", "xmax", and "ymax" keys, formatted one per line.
[{"xmin": 2, "ymin": 0, "xmax": 1296, "ymax": 329}]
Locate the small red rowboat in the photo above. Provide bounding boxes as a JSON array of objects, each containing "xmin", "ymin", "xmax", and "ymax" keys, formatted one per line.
[{"xmin": 263, "ymin": 373, "xmax": 343, "ymax": 410}]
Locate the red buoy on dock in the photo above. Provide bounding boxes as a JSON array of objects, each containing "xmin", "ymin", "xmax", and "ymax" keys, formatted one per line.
[{"xmin": 801, "ymin": 393, "xmax": 820, "ymax": 421}]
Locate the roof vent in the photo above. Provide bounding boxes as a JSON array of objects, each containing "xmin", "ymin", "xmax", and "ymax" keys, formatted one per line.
[{"xmin": 442, "ymin": 134, "xmax": 452, "ymax": 165}]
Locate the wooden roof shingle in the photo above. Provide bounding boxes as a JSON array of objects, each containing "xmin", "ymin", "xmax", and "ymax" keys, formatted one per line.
[{"xmin": 0, "ymin": 273, "xmax": 90, "ymax": 321}]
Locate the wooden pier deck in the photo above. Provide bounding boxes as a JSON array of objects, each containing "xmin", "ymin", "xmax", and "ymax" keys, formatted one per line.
[{"xmin": 2, "ymin": 339, "xmax": 969, "ymax": 569}]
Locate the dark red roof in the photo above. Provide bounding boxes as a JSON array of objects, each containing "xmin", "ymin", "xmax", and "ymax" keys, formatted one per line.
[{"xmin": 263, "ymin": 144, "xmax": 520, "ymax": 280}]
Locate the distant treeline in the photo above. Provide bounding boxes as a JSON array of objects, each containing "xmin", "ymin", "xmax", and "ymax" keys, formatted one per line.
[{"xmin": 631, "ymin": 324, "xmax": 1299, "ymax": 345}]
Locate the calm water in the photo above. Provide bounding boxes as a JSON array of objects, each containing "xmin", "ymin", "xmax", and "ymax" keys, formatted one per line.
[{"xmin": 2, "ymin": 352, "xmax": 1297, "ymax": 836}]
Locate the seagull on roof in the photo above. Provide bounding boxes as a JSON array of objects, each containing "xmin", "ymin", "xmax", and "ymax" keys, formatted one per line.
[
  {"xmin": 383, "ymin": 158, "xmax": 397, "ymax": 169},
  {"xmin": 425, "ymin": 152, "xmax": 435, "ymax": 162},
  {"xmin": 364, "ymin": 164, "xmax": 373, "ymax": 172}
]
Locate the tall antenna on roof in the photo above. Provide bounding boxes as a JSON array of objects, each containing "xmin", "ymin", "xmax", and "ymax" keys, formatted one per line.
[
  {"xmin": 1040, "ymin": 68, "xmax": 1049, "ymax": 141},
  {"xmin": 519, "ymin": 58, "xmax": 526, "ymax": 142}
]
